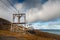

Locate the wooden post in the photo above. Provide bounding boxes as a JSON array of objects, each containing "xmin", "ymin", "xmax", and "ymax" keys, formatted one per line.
[
  {"xmin": 17, "ymin": 15, "xmax": 21, "ymax": 23},
  {"xmin": 13, "ymin": 15, "xmax": 15, "ymax": 23}
]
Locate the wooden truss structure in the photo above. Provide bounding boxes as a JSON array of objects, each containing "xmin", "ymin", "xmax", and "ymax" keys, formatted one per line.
[{"xmin": 10, "ymin": 13, "xmax": 26, "ymax": 32}]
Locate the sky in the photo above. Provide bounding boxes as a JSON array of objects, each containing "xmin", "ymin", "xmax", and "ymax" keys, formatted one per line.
[{"xmin": 0, "ymin": 0, "xmax": 60, "ymax": 29}]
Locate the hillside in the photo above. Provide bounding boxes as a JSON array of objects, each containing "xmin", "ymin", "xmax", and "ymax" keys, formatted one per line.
[
  {"xmin": 0, "ymin": 30, "xmax": 56, "ymax": 40},
  {"xmin": 0, "ymin": 18, "xmax": 60, "ymax": 40},
  {"xmin": 0, "ymin": 30, "xmax": 60, "ymax": 40},
  {"xmin": 0, "ymin": 18, "xmax": 11, "ymax": 30}
]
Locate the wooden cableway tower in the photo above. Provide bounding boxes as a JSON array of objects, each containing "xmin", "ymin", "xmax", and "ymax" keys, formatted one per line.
[{"xmin": 10, "ymin": 13, "xmax": 26, "ymax": 33}]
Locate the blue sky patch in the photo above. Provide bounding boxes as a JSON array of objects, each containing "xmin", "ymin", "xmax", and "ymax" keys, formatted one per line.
[
  {"xmin": 40, "ymin": 0, "xmax": 48, "ymax": 4},
  {"xmin": 17, "ymin": 0, "xmax": 24, "ymax": 3}
]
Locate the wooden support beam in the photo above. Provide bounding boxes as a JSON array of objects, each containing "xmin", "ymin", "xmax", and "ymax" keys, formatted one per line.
[{"xmin": 12, "ymin": 23, "xmax": 26, "ymax": 24}]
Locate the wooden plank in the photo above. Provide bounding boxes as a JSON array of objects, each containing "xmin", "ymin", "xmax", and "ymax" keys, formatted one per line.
[
  {"xmin": 13, "ymin": 14, "xmax": 25, "ymax": 15},
  {"xmin": 12, "ymin": 23, "xmax": 26, "ymax": 24}
]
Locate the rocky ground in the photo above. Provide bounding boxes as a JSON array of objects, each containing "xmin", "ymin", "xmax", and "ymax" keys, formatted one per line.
[{"xmin": 0, "ymin": 30, "xmax": 60, "ymax": 40}]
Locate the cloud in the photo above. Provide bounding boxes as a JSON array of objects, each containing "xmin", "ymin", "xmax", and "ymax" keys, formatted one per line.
[
  {"xmin": 14, "ymin": 3, "xmax": 24, "ymax": 13},
  {"xmin": 31, "ymin": 20, "xmax": 60, "ymax": 29},
  {"xmin": 0, "ymin": 0, "xmax": 60, "ymax": 23},
  {"xmin": 26, "ymin": 0, "xmax": 60, "ymax": 22},
  {"xmin": 15, "ymin": 0, "xmax": 42, "ymax": 12},
  {"xmin": 0, "ymin": 0, "xmax": 17, "ymax": 22},
  {"xmin": 0, "ymin": 0, "xmax": 60, "ymax": 29},
  {"xmin": 14, "ymin": 0, "xmax": 42, "ymax": 22},
  {"xmin": 0, "ymin": 0, "xmax": 25, "ymax": 23},
  {"xmin": 0, "ymin": 0, "xmax": 48, "ymax": 23},
  {"xmin": 23, "ymin": 0, "xmax": 41, "ymax": 9}
]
